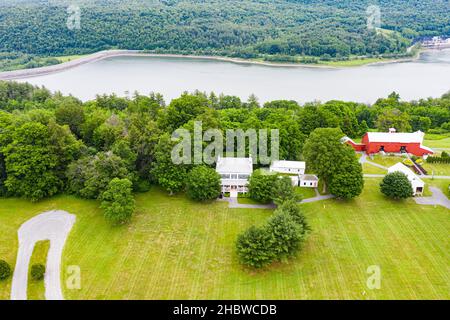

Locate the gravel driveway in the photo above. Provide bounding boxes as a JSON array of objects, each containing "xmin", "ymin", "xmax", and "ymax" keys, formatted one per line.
[{"xmin": 10, "ymin": 210, "xmax": 76, "ymax": 300}]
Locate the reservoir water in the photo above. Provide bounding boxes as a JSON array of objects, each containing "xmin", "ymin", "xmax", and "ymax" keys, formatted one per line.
[{"xmin": 15, "ymin": 49, "xmax": 450, "ymax": 103}]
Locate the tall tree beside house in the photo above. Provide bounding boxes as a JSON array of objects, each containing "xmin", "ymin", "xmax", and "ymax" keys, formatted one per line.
[
  {"xmin": 380, "ymin": 172, "xmax": 414, "ymax": 199},
  {"xmin": 303, "ymin": 128, "xmax": 348, "ymax": 193},
  {"xmin": 101, "ymin": 178, "xmax": 135, "ymax": 225},
  {"xmin": 186, "ymin": 166, "xmax": 221, "ymax": 201}
]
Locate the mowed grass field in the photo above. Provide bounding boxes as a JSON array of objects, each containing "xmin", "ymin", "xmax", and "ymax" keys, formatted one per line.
[{"xmin": 1, "ymin": 179, "xmax": 449, "ymax": 300}]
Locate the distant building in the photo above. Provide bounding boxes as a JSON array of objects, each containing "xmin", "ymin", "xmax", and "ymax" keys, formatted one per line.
[
  {"xmin": 216, "ymin": 156, "xmax": 253, "ymax": 196},
  {"xmin": 343, "ymin": 130, "xmax": 434, "ymax": 157},
  {"xmin": 388, "ymin": 162, "xmax": 425, "ymax": 196},
  {"xmin": 269, "ymin": 160, "xmax": 306, "ymax": 175},
  {"xmin": 299, "ymin": 175, "xmax": 319, "ymax": 188}
]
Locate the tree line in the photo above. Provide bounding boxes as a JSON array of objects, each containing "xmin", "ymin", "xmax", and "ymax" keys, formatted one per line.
[{"xmin": 0, "ymin": 80, "xmax": 449, "ymax": 207}]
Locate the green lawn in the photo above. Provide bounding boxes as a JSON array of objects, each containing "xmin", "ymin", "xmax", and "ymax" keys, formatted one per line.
[
  {"xmin": 294, "ymin": 186, "xmax": 317, "ymax": 199},
  {"xmin": 424, "ymin": 133, "xmax": 450, "ymax": 150},
  {"xmin": 423, "ymin": 163, "xmax": 450, "ymax": 176},
  {"xmin": 369, "ymin": 155, "xmax": 407, "ymax": 168},
  {"xmin": 1, "ymin": 180, "xmax": 449, "ymax": 300},
  {"xmin": 28, "ymin": 241, "xmax": 49, "ymax": 300},
  {"xmin": 362, "ymin": 163, "xmax": 387, "ymax": 174}
]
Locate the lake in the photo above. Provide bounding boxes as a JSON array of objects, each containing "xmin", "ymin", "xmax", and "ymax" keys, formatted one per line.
[{"xmin": 16, "ymin": 49, "xmax": 450, "ymax": 103}]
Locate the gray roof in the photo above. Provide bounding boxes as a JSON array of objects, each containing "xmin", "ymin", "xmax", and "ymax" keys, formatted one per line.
[{"xmin": 216, "ymin": 156, "xmax": 253, "ymax": 174}]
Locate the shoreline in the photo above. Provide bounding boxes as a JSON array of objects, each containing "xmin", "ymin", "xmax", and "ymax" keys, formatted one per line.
[{"xmin": 0, "ymin": 48, "xmax": 441, "ymax": 81}]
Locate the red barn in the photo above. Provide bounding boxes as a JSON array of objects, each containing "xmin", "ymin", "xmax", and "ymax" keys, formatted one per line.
[{"xmin": 344, "ymin": 130, "xmax": 434, "ymax": 157}]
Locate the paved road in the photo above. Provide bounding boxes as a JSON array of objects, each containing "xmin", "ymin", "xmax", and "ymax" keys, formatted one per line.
[
  {"xmin": 220, "ymin": 197, "xmax": 276, "ymax": 209},
  {"xmin": 10, "ymin": 210, "xmax": 76, "ymax": 300},
  {"xmin": 414, "ymin": 187, "xmax": 450, "ymax": 209}
]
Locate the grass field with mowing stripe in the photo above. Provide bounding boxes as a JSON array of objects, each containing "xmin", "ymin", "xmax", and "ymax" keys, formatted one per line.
[{"xmin": 1, "ymin": 180, "xmax": 449, "ymax": 300}]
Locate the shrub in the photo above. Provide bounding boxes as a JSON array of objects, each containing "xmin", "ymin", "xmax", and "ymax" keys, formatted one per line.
[
  {"xmin": 236, "ymin": 226, "xmax": 275, "ymax": 268},
  {"xmin": 266, "ymin": 213, "xmax": 303, "ymax": 260},
  {"xmin": 30, "ymin": 263, "xmax": 45, "ymax": 280},
  {"xmin": 380, "ymin": 172, "xmax": 413, "ymax": 199},
  {"xmin": 186, "ymin": 166, "xmax": 221, "ymax": 201},
  {"xmin": 271, "ymin": 176, "xmax": 297, "ymax": 205},
  {"xmin": 402, "ymin": 158, "xmax": 414, "ymax": 167},
  {"xmin": 276, "ymin": 199, "xmax": 310, "ymax": 232},
  {"xmin": 0, "ymin": 260, "xmax": 11, "ymax": 280},
  {"xmin": 248, "ymin": 170, "xmax": 278, "ymax": 203},
  {"xmin": 101, "ymin": 178, "xmax": 135, "ymax": 225}
]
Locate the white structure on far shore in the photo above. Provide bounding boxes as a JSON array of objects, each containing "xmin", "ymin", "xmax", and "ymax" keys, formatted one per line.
[
  {"xmin": 216, "ymin": 156, "xmax": 253, "ymax": 196},
  {"xmin": 270, "ymin": 160, "xmax": 306, "ymax": 175},
  {"xmin": 388, "ymin": 162, "xmax": 425, "ymax": 196}
]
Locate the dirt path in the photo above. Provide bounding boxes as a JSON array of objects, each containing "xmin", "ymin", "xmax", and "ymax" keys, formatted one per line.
[{"xmin": 10, "ymin": 210, "xmax": 76, "ymax": 300}]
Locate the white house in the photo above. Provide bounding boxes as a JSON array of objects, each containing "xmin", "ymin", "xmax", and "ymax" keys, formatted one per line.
[
  {"xmin": 388, "ymin": 162, "xmax": 425, "ymax": 196},
  {"xmin": 216, "ymin": 156, "xmax": 253, "ymax": 196},
  {"xmin": 270, "ymin": 160, "xmax": 306, "ymax": 175},
  {"xmin": 299, "ymin": 175, "xmax": 319, "ymax": 188}
]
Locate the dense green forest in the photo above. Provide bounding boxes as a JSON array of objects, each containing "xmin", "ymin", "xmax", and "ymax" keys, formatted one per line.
[
  {"xmin": 0, "ymin": 80, "xmax": 449, "ymax": 201},
  {"xmin": 1, "ymin": 0, "xmax": 449, "ymax": 69}
]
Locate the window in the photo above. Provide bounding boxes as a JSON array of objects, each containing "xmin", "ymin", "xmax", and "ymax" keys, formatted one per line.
[
  {"xmin": 220, "ymin": 174, "xmax": 230, "ymax": 179},
  {"xmin": 230, "ymin": 174, "xmax": 238, "ymax": 179},
  {"xmin": 238, "ymin": 174, "xmax": 249, "ymax": 179}
]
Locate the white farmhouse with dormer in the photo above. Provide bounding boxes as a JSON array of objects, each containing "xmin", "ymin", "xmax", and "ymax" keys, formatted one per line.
[{"xmin": 216, "ymin": 156, "xmax": 253, "ymax": 196}]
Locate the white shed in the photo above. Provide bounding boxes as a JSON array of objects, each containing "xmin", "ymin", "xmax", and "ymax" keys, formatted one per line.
[
  {"xmin": 299, "ymin": 174, "xmax": 319, "ymax": 188},
  {"xmin": 387, "ymin": 162, "xmax": 425, "ymax": 196}
]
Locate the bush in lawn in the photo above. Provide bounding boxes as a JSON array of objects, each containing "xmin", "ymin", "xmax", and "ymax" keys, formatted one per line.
[
  {"xmin": 380, "ymin": 172, "xmax": 413, "ymax": 199},
  {"xmin": 186, "ymin": 166, "xmax": 221, "ymax": 201},
  {"xmin": 236, "ymin": 226, "xmax": 275, "ymax": 268},
  {"xmin": 101, "ymin": 178, "xmax": 135, "ymax": 225},
  {"xmin": 0, "ymin": 260, "xmax": 11, "ymax": 280},
  {"xmin": 30, "ymin": 263, "xmax": 45, "ymax": 281},
  {"xmin": 271, "ymin": 176, "xmax": 297, "ymax": 205},
  {"xmin": 266, "ymin": 212, "xmax": 304, "ymax": 260},
  {"xmin": 276, "ymin": 199, "xmax": 310, "ymax": 233},
  {"xmin": 248, "ymin": 170, "xmax": 278, "ymax": 204}
]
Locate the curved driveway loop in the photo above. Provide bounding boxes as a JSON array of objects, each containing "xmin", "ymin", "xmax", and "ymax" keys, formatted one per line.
[{"xmin": 10, "ymin": 210, "xmax": 76, "ymax": 300}]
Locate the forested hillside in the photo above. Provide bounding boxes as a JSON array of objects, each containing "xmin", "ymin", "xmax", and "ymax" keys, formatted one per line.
[{"xmin": 0, "ymin": 0, "xmax": 449, "ymax": 68}]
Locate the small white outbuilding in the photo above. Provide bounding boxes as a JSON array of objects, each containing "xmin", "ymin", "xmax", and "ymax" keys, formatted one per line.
[
  {"xmin": 387, "ymin": 162, "xmax": 425, "ymax": 196},
  {"xmin": 299, "ymin": 174, "xmax": 319, "ymax": 188}
]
